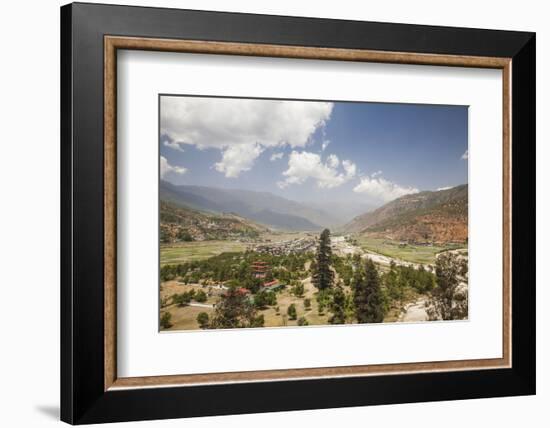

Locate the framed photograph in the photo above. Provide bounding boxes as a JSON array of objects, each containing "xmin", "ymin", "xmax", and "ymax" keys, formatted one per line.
[{"xmin": 61, "ymin": 2, "xmax": 535, "ymax": 424}]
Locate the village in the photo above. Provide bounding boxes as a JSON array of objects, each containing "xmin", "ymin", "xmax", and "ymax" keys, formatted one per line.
[{"xmin": 250, "ymin": 235, "xmax": 318, "ymax": 256}]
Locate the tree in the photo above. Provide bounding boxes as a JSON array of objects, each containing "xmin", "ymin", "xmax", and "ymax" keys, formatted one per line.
[
  {"xmin": 329, "ymin": 285, "xmax": 346, "ymax": 324},
  {"xmin": 353, "ymin": 258, "xmax": 385, "ymax": 323},
  {"xmin": 304, "ymin": 298, "xmax": 311, "ymax": 310},
  {"xmin": 312, "ymin": 229, "xmax": 334, "ymax": 291},
  {"xmin": 250, "ymin": 314, "xmax": 265, "ymax": 328},
  {"xmin": 176, "ymin": 229, "xmax": 193, "ymax": 242},
  {"xmin": 415, "ymin": 264, "xmax": 436, "ymax": 293},
  {"xmin": 172, "ymin": 292, "xmax": 192, "ymax": 307},
  {"xmin": 384, "ymin": 260, "xmax": 403, "ymax": 301},
  {"xmin": 287, "ymin": 303, "xmax": 297, "ymax": 320},
  {"xmin": 297, "ymin": 316, "xmax": 309, "ymax": 326},
  {"xmin": 160, "ymin": 227, "xmax": 171, "ymax": 244},
  {"xmin": 160, "ymin": 312, "xmax": 172, "ymax": 329},
  {"xmin": 254, "ymin": 290, "xmax": 267, "ymax": 308},
  {"xmin": 291, "ymin": 282, "xmax": 305, "ymax": 297},
  {"xmin": 243, "ymin": 276, "xmax": 262, "ymax": 294},
  {"xmin": 316, "ymin": 289, "xmax": 331, "ymax": 315},
  {"xmin": 425, "ymin": 252, "xmax": 468, "ymax": 320},
  {"xmin": 317, "ymin": 302, "xmax": 325, "ymax": 316},
  {"xmin": 210, "ymin": 288, "xmax": 259, "ymax": 329},
  {"xmin": 194, "ymin": 290, "xmax": 207, "ymax": 303},
  {"xmin": 196, "ymin": 312, "xmax": 210, "ymax": 329},
  {"xmin": 160, "ymin": 265, "xmax": 176, "ymax": 282},
  {"xmin": 254, "ymin": 290, "xmax": 277, "ymax": 309},
  {"xmin": 266, "ymin": 291, "xmax": 277, "ymax": 306}
]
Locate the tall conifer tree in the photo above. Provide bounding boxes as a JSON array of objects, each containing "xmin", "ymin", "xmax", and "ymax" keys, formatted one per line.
[
  {"xmin": 312, "ymin": 229, "xmax": 334, "ymax": 291},
  {"xmin": 353, "ymin": 258, "xmax": 384, "ymax": 323},
  {"xmin": 329, "ymin": 285, "xmax": 346, "ymax": 324}
]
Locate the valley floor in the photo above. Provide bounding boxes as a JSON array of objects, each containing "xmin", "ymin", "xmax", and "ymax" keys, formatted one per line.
[{"xmin": 159, "ymin": 232, "xmax": 467, "ymax": 331}]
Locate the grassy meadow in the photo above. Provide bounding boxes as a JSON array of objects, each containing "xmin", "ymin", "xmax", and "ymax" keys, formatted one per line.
[
  {"xmin": 356, "ymin": 236, "xmax": 466, "ymax": 265},
  {"xmin": 160, "ymin": 240, "xmax": 247, "ymax": 265}
]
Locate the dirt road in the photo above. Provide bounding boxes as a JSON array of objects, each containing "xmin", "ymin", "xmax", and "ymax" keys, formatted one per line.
[{"xmin": 398, "ymin": 297, "xmax": 429, "ymax": 322}]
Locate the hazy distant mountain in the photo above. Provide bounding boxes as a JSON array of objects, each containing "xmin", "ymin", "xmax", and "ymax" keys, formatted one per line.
[
  {"xmin": 344, "ymin": 184, "xmax": 468, "ymax": 243},
  {"xmin": 307, "ymin": 200, "xmax": 377, "ymax": 226},
  {"xmin": 160, "ymin": 181, "xmax": 337, "ymax": 231}
]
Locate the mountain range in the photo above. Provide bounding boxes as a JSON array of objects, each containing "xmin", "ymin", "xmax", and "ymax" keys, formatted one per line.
[
  {"xmin": 343, "ymin": 184, "xmax": 468, "ymax": 243},
  {"xmin": 160, "ymin": 180, "xmax": 337, "ymax": 231},
  {"xmin": 160, "ymin": 180, "xmax": 468, "ymax": 242},
  {"xmin": 160, "ymin": 200, "xmax": 267, "ymax": 242}
]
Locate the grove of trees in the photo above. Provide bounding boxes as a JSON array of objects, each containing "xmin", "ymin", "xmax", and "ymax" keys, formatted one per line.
[
  {"xmin": 426, "ymin": 252, "xmax": 468, "ymax": 320},
  {"xmin": 160, "ymin": 251, "xmax": 311, "ymax": 287},
  {"xmin": 209, "ymin": 288, "xmax": 265, "ymax": 329}
]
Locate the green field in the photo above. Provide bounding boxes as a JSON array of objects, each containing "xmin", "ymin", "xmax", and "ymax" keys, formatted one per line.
[
  {"xmin": 356, "ymin": 236, "xmax": 465, "ymax": 265},
  {"xmin": 160, "ymin": 241, "xmax": 247, "ymax": 265}
]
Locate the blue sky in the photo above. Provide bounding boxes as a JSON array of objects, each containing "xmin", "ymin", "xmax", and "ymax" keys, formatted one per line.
[{"xmin": 160, "ymin": 96, "xmax": 467, "ymax": 208}]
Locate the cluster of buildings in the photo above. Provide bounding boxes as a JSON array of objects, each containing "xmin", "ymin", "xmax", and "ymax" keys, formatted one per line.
[{"xmin": 251, "ymin": 237, "xmax": 317, "ymax": 256}]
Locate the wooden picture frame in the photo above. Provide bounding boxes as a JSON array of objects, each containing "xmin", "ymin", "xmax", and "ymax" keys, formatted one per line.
[{"xmin": 61, "ymin": 2, "xmax": 535, "ymax": 424}]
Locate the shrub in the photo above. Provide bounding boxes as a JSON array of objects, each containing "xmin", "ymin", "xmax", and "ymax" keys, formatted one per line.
[
  {"xmin": 291, "ymin": 282, "xmax": 305, "ymax": 297},
  {"xmin": 287, "ymin": 304, "xmax": 297, "ymax": 320},
  {"xmin": 194, "ymin": 290, "xmax": 207, "ymax": 303},
  {"xmin": 177, "ymin": 229, "xmax": 193, "ymax": 242},
  {"xmin": 173, "ymin": 292, "xmax": 192, "ymax": 307},
  {"xmin": 251, "ymin": 314, "xmax": 265, "ymax": 328},
  {"xmin": 160, "ymin": 312, "xmax": 172, "ymax": 329},
  {"xmin": 297, "ymin": 316, "xmax": 309, "ymax": 326},
  {"xmin": 197, "ymin": 312, "xmax": 210, "ymax": 329},
  {"xmin": 254, "ymin": 290, "xmax": 277, "ymax": 309}
]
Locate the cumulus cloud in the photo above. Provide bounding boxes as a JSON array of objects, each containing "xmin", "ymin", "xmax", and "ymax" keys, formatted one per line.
[
  {"xmin": 278, "ymin": 151, "xmax": 356, "ymax": 189},
  {"xmin": 160, "ymin": 156, "xmax": 187, "ymax": 178},
  {"xmin": 342, "ymin": 160, "xmax": 357, "ymax": 178},
  {"xmin": 321, "ymin": 140, "xmax": 330, "ymax": 151},
  {"xmin": 461, "ymin": 150, "xmax": 468, "ymax": 160},
  {"xmin": 353, "ymin": 174, "xmax": 418, "ymax": 202},
  {"xmin": 270, "ymin": 152, "xmax": 284, "ymax": 162},
  {"xmin": 327, "ymin": 154, "xmax": 340, "ymax": 168},
  {"xmin": 161, "ymin": 96, "xmax": 333, "ymax": 177},
  {"xmin": 214, "ymin": 143, "xmax": 263, "ymax": 178}
]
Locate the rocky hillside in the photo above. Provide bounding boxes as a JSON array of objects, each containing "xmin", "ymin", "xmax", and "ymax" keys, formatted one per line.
[
  {"xmin": 344, "ymin": 185, "xmax": 468, "ymax": 244},
  {"xmin": 160, "ymin": 201, "xmax": 268, "ymax": 243}
]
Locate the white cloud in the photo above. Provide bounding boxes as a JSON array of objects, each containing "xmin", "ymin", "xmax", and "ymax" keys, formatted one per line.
[
  {"xmin": 437, "ymin": 186, "xmax": 452, "ymax": 191},
  {"xmin": 321, "ymin": 140, "xmax": 330, "ymax": 151},
  {"xmin": 461, "ymin": 150, "xmax": 468, "ymax": 160},
  {"xmin": 160, "ymin": 156, "xmax": 187, "ymax": 178},
  {"xmin": 371, "ymin": 170, "xmax": 382, "ymax": 178},
  {"xmin": 342, "ymin": 160, "xmax": 357, "ymax": 178},
  {"xmin": 353, "ymin": 175, "xmax": 419, "ymax": 202},
  {"xmin": 278, "ymin": 151, "xmax": 356, "ymax": 189},
  {"xmin": 215, "ymin": 144, "xmax": 263, "ymax": 178},
  {"xmin": 163, "ymin": 140, "xmax": 185, "ymax": 152},
  {"xmin": 327, "ymin": 154, "xmax": 340, "ymax": 168},
  {"xmin": 270, "ymin": 152, "xmax": 284, "ymax": 162},
  {"xmin": 161, "ymin": 97, "xmax": 333, "ymax": 177}
]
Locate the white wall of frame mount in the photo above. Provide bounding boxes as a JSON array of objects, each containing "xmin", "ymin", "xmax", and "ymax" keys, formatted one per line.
[{"xmin": 117, "ymin": 50, "xmax": 503, "ymax": 378}]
